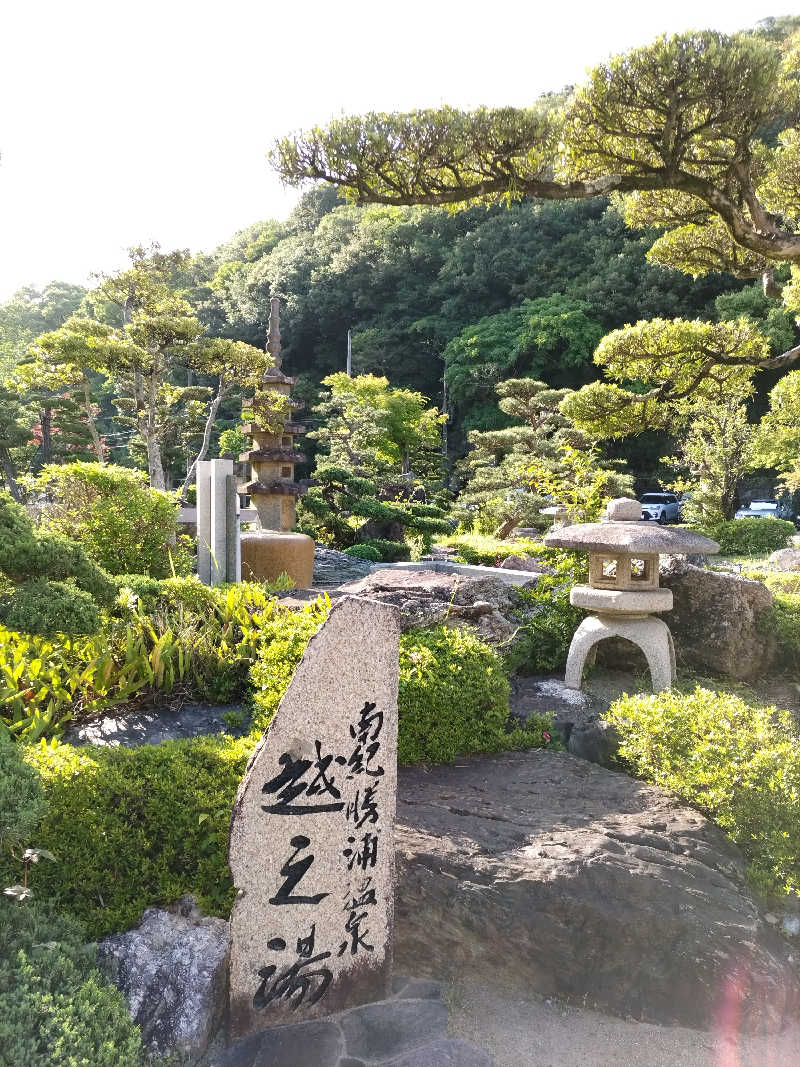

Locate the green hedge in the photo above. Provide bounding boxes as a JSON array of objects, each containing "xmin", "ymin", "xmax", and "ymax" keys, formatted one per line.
[
  {"xmin": 4, "ymin": 735, "xmax": 252, "ymax": 939},
  {"xmin": 343, "ymin": 544, "xmax": 381, "ymax": 561},
  {"xmin": 606, "ymin": 686, "xmax": 800, "ymax": 897},
  {"xmin": 397, "ymin": 626, "xmax": 552, "ymax": 763},
  {"xmin": 704, "ymin": 517, "xmax": 795, "ymax": 556},
  {"xmin": 0, "ymin": 899, "xmax": 146, "ymax": 1067},
  {"xmin": 771, "ymin": 591, "xmax": 800, "ymax": 671}
]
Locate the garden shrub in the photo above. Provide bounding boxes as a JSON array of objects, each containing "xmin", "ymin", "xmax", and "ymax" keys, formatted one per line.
[
  {"xmin": 770, "ymin": 591, "xmax": 800, "ymax": 671},
  {"xmin": 248, "ymin": 597, "xmax": 332, "ymax": 733},
  {"xmin": 1, "ymin": 579, "xmax": 101, "ymax": 637},
  {"xmin": 504, "ymin": 549, "xmax": 588, "ymax": 673},
  {"xmin": 0, "ymin": 490, "xmax": 116, "ymax": 636},
  {"xmin": 436, "ymin": 533, "xmax": 543, "ymax": 566},
  {"xmin": 0, "ymin": 897, "xmax": 146, "ymax": 1067},
  {"xmin": 703, "ymin": 517, "xmax": 795, "ymax": 556},
  {"xmin": 344, "ymin": 544, "xmax": 382, "ymax": 561},
  {"xmin": 34, "ymin": 462, "xmax": 191, "ymax": 578},
  {"xmin": 5, "ymin": 734, "xmax": 253, "ymax": 939},
  {"xmin": 361, "ymin": 538, "xmax": 410, "ymax": 562},
  {"xmin": 397, "ymin": 626, "xmax": 553, "ymax": 764},
  {"xmin": 606, "ymin": 687, "xmax": 800, "ymax": 896},
  {"xmin": 0, "ymin": 734, "xmax": 45, "ymax": 848}
]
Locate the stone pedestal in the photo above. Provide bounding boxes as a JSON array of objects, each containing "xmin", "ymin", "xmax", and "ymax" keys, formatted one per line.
[
  {"xmin": 240, "ymin": 531, "xmax": 315, "ymax": 589},
  {"xmin": 565, "ymin": 613, "xmax": 677, "ymax": 693}
]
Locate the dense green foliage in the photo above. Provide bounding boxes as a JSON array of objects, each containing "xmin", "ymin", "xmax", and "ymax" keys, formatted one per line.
[
  {"xmin": 35, "ymin": 463, "xmax": 190, "ymax": 578},
  {"xmin": 343, "ymin": 544, "xmax": 381, "ymax": 561},
  {"xmin": 769, "ymin": 591, "xmax": 800, "ymax": 671},
  {"xmin": 504, "ymin": 551, "xmax": 588, "ymax": 673},
  {"xmin": 704, "ymin": 517, "xmax": 795, "ymax": 555},
  {"xmin": 0, "ymin": 734, "xmax": 45, "ymax": 849},
  {"xmin": 0, "ymin": 490, "xmax": 116, "ymax": 637},
  {"xmin": 397, "ymin": 625, "xmax": 553, "ymax": 764},
  {"xmin": 606, "ymin": 687, "xmax": 800, "ymax": 896},
  {"xmin": 0, "ymin": 898, "xmax": 146, "ymax": 1067},
  {"xmin": 4, "ymin": 736, "xmax": 251, "ymax": 938}
]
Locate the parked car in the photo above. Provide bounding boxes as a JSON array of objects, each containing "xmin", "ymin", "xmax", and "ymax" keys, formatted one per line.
[
  {"xmin": 639, "ymin": 492, "xmax": 682, "ymax": 525},
  {"xmin": 734, "ymin": 499, "xmax": 788, "ymax": 520}
]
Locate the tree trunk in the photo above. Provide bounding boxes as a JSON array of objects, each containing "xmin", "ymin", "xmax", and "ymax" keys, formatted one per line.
[
  {"xmin": 136, "ymin": 362, "xmax": 166, "ymax": 491},
  {"xmin": 40, "ymin": 406, "xmax": 52, "ymax": 465},
  {"xmin": 82, "ymin": 375, "xmax": 105, "ymax": 463},
  {"xmin": 0, "ymin": 444, "xmax": 21, "ymax": 501},
  {"xmin": 179, "ymin": 387, "xmax": 225, "ymax": 502}
]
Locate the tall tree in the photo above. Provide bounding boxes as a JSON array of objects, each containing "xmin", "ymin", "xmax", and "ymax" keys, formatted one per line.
[
  {"xmin": 273, "ymin": 29, "xmax": 800, "ymax": 402},
  {"xmin": 38, "ymin": 247, "xmax": 270, "ymax": 493}
]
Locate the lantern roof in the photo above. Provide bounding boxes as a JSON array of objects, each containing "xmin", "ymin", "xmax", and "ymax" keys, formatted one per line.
[{"xmin": 543, "ymin": 498, "xmax": 719, "ymax": 556}]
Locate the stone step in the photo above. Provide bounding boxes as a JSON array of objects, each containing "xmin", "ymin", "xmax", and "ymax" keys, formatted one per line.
[{"xmin": 213, "ymin": 979, "xmax": 492, "ymax": 1067}]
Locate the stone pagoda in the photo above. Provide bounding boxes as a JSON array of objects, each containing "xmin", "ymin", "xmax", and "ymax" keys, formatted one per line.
[
  {"xmin": 239, "ymin": 297, "xmax": 315, "ymax": 588},
  {"xmin": 544, "ymin": 498, "xmax": 719, "ymax": 692}
]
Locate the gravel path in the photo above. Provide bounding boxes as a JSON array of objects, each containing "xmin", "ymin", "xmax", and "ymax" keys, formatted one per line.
[{"xmin": 448, "ymin": 984, "xmax": 800, "ymax": 1067}]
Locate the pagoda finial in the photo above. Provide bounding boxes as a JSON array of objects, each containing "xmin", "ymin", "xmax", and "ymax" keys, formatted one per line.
[{"xmin": 267, "ymin": 296, "xmax": 282, "ymax": 369}]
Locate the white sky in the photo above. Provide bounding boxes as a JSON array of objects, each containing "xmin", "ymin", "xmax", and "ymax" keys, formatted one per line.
[{"xmin": 0, "ymin": 0, "xmax": 794, "ymax": 300}]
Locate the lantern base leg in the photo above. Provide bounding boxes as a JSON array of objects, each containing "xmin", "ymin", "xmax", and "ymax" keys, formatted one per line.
[{"xmin": 565, "ymin": 614, "xmax": 676, "ymax": 693}]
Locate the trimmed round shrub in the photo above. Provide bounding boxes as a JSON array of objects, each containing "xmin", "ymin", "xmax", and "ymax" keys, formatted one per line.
[
  {"xmin": 5, "ymin": 734, "xmax": 253, "ymax": 938},
  {"xmin": 606, "ymin": 686, "xmax": 800, "ymax": 896},
  {"xmin": 35, "ymin": 462, "xmax": 190, "ymax": 578},
  {"xmin": 0, "ymin": 580, "xmax": 101, "ymax": 637},
  {"xmin": 361, "ymin": 539, "xmax": 411, "ymax": 562},
  {"xmin": 343, "ymin": 544, "xmax": 381, "ymax": 561},
  {"xmin": 705, "ymin": 517, "xmax": 795, "ymax": 556},
  {"xmin": 398, "ymin": 626, "xmax": 551, "ymax": 763},
  {"xmin": 0, "ymin": 898, "xmax": 145, "ymax": 1067}
]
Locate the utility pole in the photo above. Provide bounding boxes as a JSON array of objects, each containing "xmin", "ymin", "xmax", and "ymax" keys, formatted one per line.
[{"xmin": 346, "ymin": 329, "xmax": 352, "ymax": 377}]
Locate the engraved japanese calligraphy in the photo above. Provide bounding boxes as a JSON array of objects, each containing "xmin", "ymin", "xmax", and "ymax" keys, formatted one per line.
[{"xmin": 228, "ymin": 596, "xmax": 401, "ymax": 1039}]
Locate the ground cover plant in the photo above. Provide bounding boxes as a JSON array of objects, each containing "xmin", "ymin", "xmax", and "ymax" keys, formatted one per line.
[
  {"xmin": 0, "ymin": 736, "xmax": 147, "ymax": 1066},
  {"xmin": 606, "ymin": 686, "xmax": 800, "ymax": 898}
]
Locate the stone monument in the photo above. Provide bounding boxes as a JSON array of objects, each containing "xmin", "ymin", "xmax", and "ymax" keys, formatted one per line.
[
  {"xmin": 544, "ymin": 497, "xmax": 719, "ymax": 691},
  {"xmin": 228, "ymin": 596, "xmax": 401, "ymax": 1040},
  {"xmin": 239, "ymin": 297, "xmax": 315, "ymax": 588}
]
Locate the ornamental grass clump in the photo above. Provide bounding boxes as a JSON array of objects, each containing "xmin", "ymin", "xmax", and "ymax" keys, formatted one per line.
[{"xmin": 606, "ymin": 686, "xmax": 800, "ymax": 897}]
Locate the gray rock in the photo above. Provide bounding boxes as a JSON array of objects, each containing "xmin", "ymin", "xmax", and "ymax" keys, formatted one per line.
[
  {"xmin": 394, "ymin": 750, "xmax": 800, "ymax": 1031},
  {"xmin": 63, "ymin": 703, "xmax": 247, "ymax": 748},
  {"xmin": 97, "ymin": 905, "xmax": 230, "ymax": 1058},
  {"xmin": 660, "ymin": 561, "xmax": 776, "ymax": 680},
  {"xmin": 566, "ymin": 720, "xmax": 621, "ymax": 766},
  {"xmin": 251, "ymin": 1019, "xmax": 343, "ymax": 1067},
  {"xmin": 339, "ymin": 998, "xmax": 449, "ymax": 1060},
  {"xmin": 338, "ymin": 568, "xmax": 525, "ymax": 645},
  {"xmin": 769, "ymin": 547, "xmax": 800, "ymax": 571},
  {"xmin": 385, "ymin": 1038, "xmax": 493, "ymax": 1066},
  {"xmin": 392, "ymin": 976, "xmax": 442, "ymax": 999},
  {"xmin": 313, "ymin": 546, "xmax": 374, "ymax": 586},
  {"xmin": 499, "ymin": 554, "xmax": 554, "ymax": 575}
]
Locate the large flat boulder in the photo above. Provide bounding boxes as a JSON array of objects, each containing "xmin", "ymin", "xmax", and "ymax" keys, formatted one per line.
[
  {"xmin": 660, "ymin": 561, "xmax": 776, "ymax": 680},
  {"xmin": 394, "ymin": 750, "xmax": 799, "ymax": 1031},
  {"xmin": 339, "ymin": 568, "xmax": 521, "ymax": 642}
]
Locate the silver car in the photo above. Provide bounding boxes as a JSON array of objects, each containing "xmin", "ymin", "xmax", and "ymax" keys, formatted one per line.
[
  {"xmin": 639, "ymin": 492, "xmax": 682, "ymax": 525},
  {"xmin": 734, "ymin": 499, "xmax": 783, "ymax": 520}
]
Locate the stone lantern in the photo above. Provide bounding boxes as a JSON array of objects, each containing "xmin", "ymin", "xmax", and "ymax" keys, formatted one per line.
[{"xmin": 543, "ymin": 498, "xmax": 719, "ymax": 692}]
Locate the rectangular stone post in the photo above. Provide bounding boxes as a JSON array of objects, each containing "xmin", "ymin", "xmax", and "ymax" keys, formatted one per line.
[
  {"xmin": 197, "ymin": 459, "xmax": 238, "ymax": 586},
  {"xmin": 196, "ymin": 461, "xmax": 212, "ymax": 586}
]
